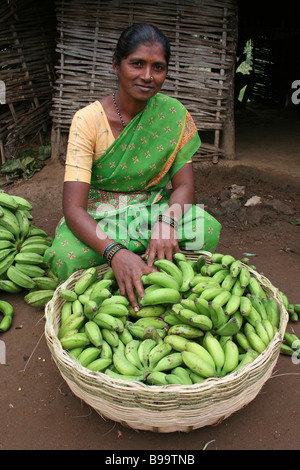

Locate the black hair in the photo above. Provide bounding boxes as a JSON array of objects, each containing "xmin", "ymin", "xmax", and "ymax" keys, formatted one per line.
[{"xmin": 113, "ymin": 23, "xmax": 171, "ymax": 67}]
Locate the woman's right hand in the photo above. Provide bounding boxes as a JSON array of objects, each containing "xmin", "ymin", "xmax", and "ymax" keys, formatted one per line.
[{"xmin": 110, "ymin": 249, "xmax": 156, "ymax": 312}]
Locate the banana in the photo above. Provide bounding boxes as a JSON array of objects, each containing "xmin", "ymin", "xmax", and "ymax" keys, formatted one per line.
[
  {"xmin": 202, "ymin": 331, "xmax": 225, "ymax": 375},
  {"xmin": 59, "ymin": 289, "xmax": 78, "ymax": 302},
  {"xmin": 141, "ymin": 271, "xmax": 180, "ymax": 291},
  {"xmin": 215, "ymin": 311, "xmax": 243, "ymax": 336},
  {"xmin": 60, "ymin": 332, "xmax": 90, "ymax": 350},
  {"xmin": 208, "ymin": 301, "xmax": 226, "ymax": 329},
  {"xmin": 146, "ymin": 371, "xmax": 168, "ymax": 385},
  {"xmin": 126, "ymin": 323, "xmax": 149, "ymax": 341},
  {"xmin": 244, "ymin": 328, "xmax": 267, "ymax": 354},
  {"xmin": 235, "ymin": 331, "xmax": 252, "ymax": 352},
  {"xmin": 283, "ymin": 332, "xmax": 299, "ymax": 349},
  {"xmin": 196, "ymin": 254, "xmax": 206, "ymax": 273},
  {"xmin": 77, "ymin": 346, "xmax": 101, "ymax": 368},
  {"xmin": 102, "ymin": 268, "xmax": 116, "ymax": 280},
  {"xmin": 67, "ymin": 346, "xmax": 84, "ymax": 359},
  {"xmin": 84, "ymin": 320, "xmax": 103, "ymax": 348},
  {"xmin": 172, "ymin": 366, "xmax": 193, "ymax": 385},
  {"xmin": 193, "ymin": 297, "xmax": 210, "ymax": 316},
  {"xmin": 134, "ymin": 317, "xmax": 167, "ymax": 330},
  {"xmin": 177, "ymin": 260, "xmax": 195, "ymax": 292},
  {"xmin": 165, "ymin": 374, "xmax": 184, "ymax": 385},
  {"xmin": 7, "ymin": 265, "xmax": 36, "ymax": 289},
  {"xmin": 154, "ymin": 259, "xmax": 183, "ymax": 287},
  {"xmin": 231, "ymin": 349, "xmax": 259, "ymax": 373},
  {"xmin": 280, "ymin": 344, "xmax": 295, "ymax": 356},
  {"xmin": 0, "ymin": 314, "xmax": 13, "ymax": 332},
  {"xmin": 14, "ymin": 252, "xmax": 44, "ymax": 265},
  {"xmin": 31, "ymin": 276, "xmax": 58, "ymax": 290},
  {"xmin": 101, "ymin": 294, "xmax": 129, "ymax": 307},
  {"xmin": 245, "ymin": 305, "xmax": 262, "ymax": 327},
  {"xmin": 0, "ymin": 239, "xmax": 15, "ymax": 250},
  {"xmin": 83, "ymin": 300, "xmax": 100, "ymax": 319},
  {"xmin": 189, "ymin": 313, "xmax": 213, "ymax": 331},
  {"xmin": 15, "ymin": 209, "xmax": 30, "ymax": 241},
  {"xmin": 97, "ymin": 302, "xmax": 129, "ymax": 318},
  {"xmin": 185, "ymin": 341, "xmax": 216, "ymax": 370},
  {"xmin": 249, "ymin": 295, "xmax": 268, "ymax": 320},
  {"xmin": 93, "ymin": 312, "xmax": 122, "ymax": 331},
  {"xmin": 27, "ymin": 225, "xmax": 48, "ymax": 238},
  {"xmin": 0, "ymin": 299, "xmax": 14, "ymax": 316},
  {"xmin": 113, "ymin": 349, "xmax": 143, "ymax": 376},
  {"xmin": 0, "ymin": 206, "xmax": 20, "ymax": 237},
  {"xmin": 21, "ymin": 235, "xmax": 52, "ymax": 247},
  {"xmin": 189, "ymin": 273, "xmax": 213, "ymax": 287},
  {"xmin": 74, "ymin": 267, "xmax": 98, "ymax": 295},
  {"xmin": 135, "ymin": 305, "xmax": 166, "ymax": 318},
  {"xmin": 0, "ymin": 246, "xmax": 16, "ymax": 262},
  {"xmin": 11, "ymin": 194, "xmax": 33, "ymax": 211},
  {"xmin": 231, "ymin": 278, "xmax": 245, "ymax": 297},
  {"xmin": 230, "ymin": 259, "xmax": 242, "ymax": 279},
  {"xmin": 248, "ymin": 276, "xmax": 266, "ymax": 299},
  {"xmin": 163, "ymin": 334, "xmax": 190, "ymax": 351},
  {"xmin": 173, "ymin": 252, "xmax": 187, "ymax": 262},
  {"xmin": 72, "ymin": 299, "xmax": 84, "ymax": 316},
  {"xmin": 105, "ymin": 368, "xmax": 144, "ymax": 382},
  {"xmin": 148, "ymin": 342, "xmax": 172, "ymax": 370},
  {"xmin": 212, "ymin": 268, "xmax": 230, "ymax": 284},
  {"xmin": 263, "ymin": 297, "xmax": 280, "ymax": 328},
  {"xmin": 211, "ymin": 290, "xmax": 232, "ymax": 307},
  {"xmin": 189, "ymin": 372, "xmax": 206, "ymax": 384},
  {"xmin": 206, "ymin": 263, "xmax": 225, "ymax": 277},
  {"xmin": 100, "ymin": 339, "xmax": 113, "ymax": 359},
  {"xmin": 162, "ymin": 310, "xmax": 182, "ymax": 326},
  {"xmin": 239, "ymin": 267, "xmax": 251, "ymax": 288},
  {"xmin": 179, "ymin": 298, "xmax": 199, "ymax": 313},
  {"xmin": 255, "ymin": 321, "xmax": 270, "ymax": 347},
  {"xmin": 153, "ymin": 352, "xmax": 183, "ymax": 372},
  {"xmin": 88, "ymin": 278, "xmax": 113, "ymax": 293},
  {"xmin": 101, "ymin": 329, "xmax": 120, "ymax": 349},
  {"xmin": 0, "ymin": 251, "xmax": 17, "ymax": 276},
  {"xmin": 278, "ymin": 291, "xmax": 289, "ymax": 310},
  {"xmin": 175, "ymin": 308, "xmax": 196, "ymax": 324},
  {"xmin": 221, "ymin": 273, "xmax": 237, "ymax": 291},
  {"xmin": 14, "ymin": 262, "xmax": 45, "ymax": 278},
  {"xmin": 200, "ymin": 285, "xmax": 224, "ymax": 301},
  {"xmin": 221, "ymin": 254, "xmax": 235, "ymax": 268},
  {"xmin": 239, "ymin": 295, "xmax": 252, "ymax": 316},
  {"xmin": 220, "ymin": 339, "xmax": 239, "ymax": 376},
  {"xmin": 181, "ymin": 350, "xmax": 215, "ymax": 378},
  {"xmin": 78, "ymin": 294, "xmax": 90, "ymax": 305},
  {"xmin": 137, "ymin": 338, "xmax": 157, "ymax": 368},
  {"xmin": 125, "ymin": 339, "xmax": 144, "ymax": 370},
  {"xmin": 261, "ymin": 319, "xmax": 276, "ymax": 342},
  {"xmin": 86, "ymin": 357, "xmax": 112, "ymax": 372},
  {"xmin": 20, "ymin": 243, "xmax": 49, "ymax": 255},
  {"xmin": 24, "ymin": 289, "xmax": 54, "ymax": 307},
  {"xmin": 0, "ymin": 227, "xmax": 16, "ymax": 241},
  {"xmin": 210, "ymin": 252, "xmax": 224, "ymax": 264},
  {"xmin": 61, "ymin": 301, "xmax": 73, "ymax": 323},
  {"xmin": 0, "ymin": 279, "xmax": 23, "ymax": 293},
  {"xmin": 58, "ymin": 313, "xmax": 86, "ymax": 339},
  {"xmin": 118, "ymin": 327, "xmax": 134, "ymax": 346},
  {"xmin": 89, "ymin": 287, "xmax": 112, "ymax": 305},
  {"xmin": 140, "ymin": 287, "xmax": 181, "ymax": 306},
  {"xmin": 168, "ymin": 323, "xmax": 204, "ymax": 339},
  {"xmin": 224, "ymin": 294, "xmax": 241, "ymax": 316},
  {"xmin": 191, "ymin": 280, "xmax": 220, "ymax": 295},
  {"xmin": 0, "ymin": 191, "xmax": 19, "ymax": 211}
]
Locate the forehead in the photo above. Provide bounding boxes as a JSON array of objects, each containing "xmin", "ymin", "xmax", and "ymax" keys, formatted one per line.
[{"xmin": 126, "ymin": 42, "xmax": 167, "ymax": 62}]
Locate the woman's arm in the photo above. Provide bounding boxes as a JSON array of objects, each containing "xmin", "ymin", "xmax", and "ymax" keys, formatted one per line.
[{"xmin": 144, "ymin": 162, "xmax": 195, "ymax": 266}]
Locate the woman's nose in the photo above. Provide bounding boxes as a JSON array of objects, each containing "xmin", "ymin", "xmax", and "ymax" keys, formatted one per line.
[{"xmin": 141, "ymin": 65, "xmax": 153, "ymax": 81}]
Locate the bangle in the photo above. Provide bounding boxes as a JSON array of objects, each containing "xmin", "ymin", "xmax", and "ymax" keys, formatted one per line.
[
  {"xmin": 157, "ymin": 214, "xmax": 179, "ymax": 231},
  {"xmin": 105, "ymin": 243, "xmax": 127, "ymax": 266},
  {"xmin": 103, "ymin": 242, "xmax": 119, "ymax": 262}
]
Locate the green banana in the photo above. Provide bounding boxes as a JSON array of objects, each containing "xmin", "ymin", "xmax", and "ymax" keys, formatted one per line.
[
  {"xmin": 101, "ymin": 294, "xmax": 129, "ymax": 307},
  {"xmin": 60, "ymin": 332, "xmax": 90, "ymax": 350},
  {"xmin": 0, "ymin": 299, "xmax": 14, "ymax": 316},
  {"xmin": 185, "ymin": 341, "xmax": 216, "ymax": 370},
  {"xmin": 179, "ymin": 298, "xmax": 199, "ymax": 313},
  {"xmin": 140, "ymin": 287, "xmax": 181, "ymax": 306},
  {"xmin": 61, "ymin": 301, "xmax": 73, "ymax": 323},
  {"xmin": 181, "ymin": 350, "xmax": 215, "ymax": 378},
  {"xmin": 113, "ymin": 349, "xmax": 143, "ymax": 376},
  {"xmin": 235, "ymin": 331, "xmax": 252, "ymax": 352},
  {"xmin": 59, "ymin": 289, "xmax": 78, "ymax": 302},
  {"xmin": 196, "ymin": 254, "xmax": 206, "ymax": 273},
  {"xmin": 283, "ymin": 332, "xmax": 299, "ymax": 349},
  {"xmin": 19, "ymin": 243, "xmax": 49, "ymax": 256},
  {"xmin": 86, "ymin": 357, "xmax": 112, "ymax": 372},
  {"xmin": 211, "ymin": 268, "xmax": 230, "ymax": 284},
  {"xmin": 7, "ymin": 265, "xmax": 36, "ymax": 289},
  {"xmin": 255, "ymin": 321, "xmax": 270, "ymax": 347},
  {"xmin": 189, "ymin": 313, "xmax": 213, "ymax": 331},
  {"xmin": 154, "ymin": 259, "xmax": 183, "ymax": 287},
  {"xmin": 11, "ymin": 194, "xmax": 33, "ymax": 211},
  {"xmin": 84, "ymin": 320, "xmax": 103, "ymax": 348},
  {"xmin": 224, "ymin": 294, "xmax": 241, "ymax": 316},
  {"xmin": 0, "ymin": 192, "xmax": 19, "ymax": 211},
  {"xmin": 231, "ymin": 349, "xmax": 258, "ymax": 373},
  {"xmin": 0, "ymin": 227, "xmax": 16, "ymax": 241},
  {"xmin": 244, "ymin": 328, "xmax": 267, "ymax": 354},
  {"xmin": 261, "ymin": 319, "xmax": 276, "ymax": 342},
  {"xmin": 165, "ymin": 374, "xmax": 184, "ymax": 385},
  {"xmin": 230, "ymin": 260, "xmax": 242, "ymax": 279},
  {"xmin": 97, "ymin": 302, "xmax": 129, "ymax": 318},
  {"xmin": 137, "ymin": 338, "xmax": 157, "ymax": 368},
  {"xmin": 215, "ymin": 311, "xmax": 243, "ymax": 336},
  {"xmin": 163, "ymin": 334, "xmax": 190, "ymax": 351},
  {"xmin": 248, "ymin": 276, "xmax": 266, "ymax": 299},
  {"xmin": 191, "ymin": 280, "xmax": 220, "ymax": 295},
  {"xmin": 280, "ymin": 344, "xmax": 295, "ymax": 356},
  {"xmin": 172, "ymin": 366, "xmax": 193, "ymax": 385},
  {"xmin": 15, "ymin": 209, "xmax": 30, "ymax": 241},
  {"xmin": 278, "ymin": 291, "xmax": 289, "ymax": 310},
  {"xmin": 193, "ymin": 297, "xmax": 211, "ymax": 316},
  {"xmin": 100, "ymin": 340, "xmax": 113, "ymax": 359},
  {"xmin": 58, "ymin": 313, "xmax": 86, "ymax": 339},
  {"xmin": 0, "ymin": 239, "xmax": 15, "ymax": 250},
  {"xmin": 220, "ymin": 339, "xmax": 239, "ymax": 376},
  {"xmin": 24, "ymin": 289, "xmax": 55, "ymax": 307},
  {"xmin": 72, "ymin": 299, "xmax": 84, "ymax": 316},
  {"xmin": 210, "ymin": 252, "xmax": 224, "ymax": 264},
  {"xmin": 141, "ymin": 271, "xmax": 180, "ymax": 291},
  {"xmin": 245, "ymin": 305, "xmax": 262, "ymax": 327},
  {"xmin": 146, "ymin": 371, "xmax": 168, "ymax": 385},
  {"xmin": 21, "ymin": 235, "xmax": 52, "ymax": 247},
  {"xmin": 153, "ymin": 352, "xmax": 183, "ymax": 372},
  {"xmin": 168, "ymin": 323, "xmax": 204, "ymax": 339},
  {"xmin": 239, "ymin": 295, "xmax": 253, "ymax": 316},
  {"xmin": 212, "ymin": 290, "xmax": 232, "ymax": 307},
  {"xmin": 178, "ymin": 260, "xmax": 196, "ymax": 292},
  {"xmin": 134, "ymin": 305, "xmax": 166, "ymax": 318},
  {"xmin": 208, "ymin": 301, "xmax": 227, "ymax": 329},
  {"xmin": 239, "ymin": 267, "xmax": 251, "ymax": 288},
  {"xmin": 202, "ymin": 331, "xmax": 225, "ymax": 375},
  {"xmin": 0, "ymin": 314, "xmax": 13, "ymax": 332},
  {"xmin": 206, "ymin": 262, "xmax": 225, "ymax": 277},
  {"xmin": 189, "ymin": 372, "xmax": 206, "ymax": 384},
  {"xmin": 31, "ymin": 276, "xmax": 58, "ymax": 290},
  {"xmin": 231, "ymin": 278, "xmax": 245, "ymax": 297},
  {"xmin": 0, "ymin": 251, "xmax": 16, "ymax": 276},
  {"xmin": 148, "ymin": 342, "xmax": 172, "ymax": 370},
  {"xmin": 74, "ymin": 267, "xmax": 98, "ymax": 295},
  {"xmin": 263, "ymin": 297, "xmax": 280, "ymax": 328},
  {"xmin": 221, "ymin": 254, "xmax": 235, "ymax": 268},
  {"xmin": 125, "ymin": 339, "xmax": 144, "ymax": 370},
  {"xmin": 134, "ymin": 316, "xmax": 166, "ymax": 330},
  {"xmin": 14, "ymin": 262, "xmax": 45, "ymax": 278},
  {"xmin": 0, "ymin": 207, "xmax": 21, "ymax": 237},
  {"xmin": 83, "ymin": 300, "xmax": 100, "ymax": 319},
  {"xmin": 77, "ymin": 346, "xmax": 101, "ymax": 368},
  {"xmin": 93, "ymin": 312, "xmax": 123, "ymax": 332},
  {"xmin": 0, "ymin": 279, "xmax": 23, "ymax": 293},
  {"xmin": 249, "ymin": 295, "xmax": 268, "ymax": 320},
  {"xmin": 221, "ymin": 273, "xmax": 237, "ymax": 291},
  {"xmin": 89, "ymin": 287, "xmax": 112, "ymax": 305},
  {"xmin": 101, "ymin": 329, "xmax": 120, "ymax": 349},
  {"xmin": 14, "ymin": 252, "xmax": 44, "ymax": 265}
]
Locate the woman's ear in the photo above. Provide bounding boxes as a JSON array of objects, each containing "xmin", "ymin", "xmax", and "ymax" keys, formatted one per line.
[{"xmin": 112, "ymin": 58, "xmax": 119, "ymax": 77}]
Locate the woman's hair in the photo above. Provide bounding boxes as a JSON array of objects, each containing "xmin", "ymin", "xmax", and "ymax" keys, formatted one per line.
[{"xmin": 113, "ymin": 23, "xmax": 171, "ymax": 67}]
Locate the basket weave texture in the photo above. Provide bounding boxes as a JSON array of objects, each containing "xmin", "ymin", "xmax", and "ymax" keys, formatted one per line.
[{"xmin": 44, "ymin": 251, "xmax": 288, "ymax": 433}]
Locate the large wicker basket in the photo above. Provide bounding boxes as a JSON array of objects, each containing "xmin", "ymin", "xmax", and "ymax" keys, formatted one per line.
[{"xmin": 44, "ymin": 251, "xmax": 288, "ymax": 433}]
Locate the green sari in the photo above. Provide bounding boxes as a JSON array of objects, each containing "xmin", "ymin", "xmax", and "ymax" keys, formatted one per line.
[{"xmin": 44, "ymin": 93, "xmax": 221, "ymax": 281}]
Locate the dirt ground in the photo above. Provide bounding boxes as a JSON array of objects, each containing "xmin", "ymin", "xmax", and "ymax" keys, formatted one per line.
[{"xmin": 0, "ymin": 106, "xmax": 299, "ymax": 451}]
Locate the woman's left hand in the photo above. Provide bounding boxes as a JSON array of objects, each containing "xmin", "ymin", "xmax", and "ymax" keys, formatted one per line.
[{"xmin": 142, "ymin": 221, "xmax": 180, "ymax": 266}]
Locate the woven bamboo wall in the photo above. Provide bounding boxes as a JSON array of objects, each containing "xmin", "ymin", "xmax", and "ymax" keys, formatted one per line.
[
  {"xmin": 0, "ymin": 0, "xmax": 57, "ymax": 164},
  {"xmin": 51, "ymin": 0, "xmax": 238, "ymax": 161}
]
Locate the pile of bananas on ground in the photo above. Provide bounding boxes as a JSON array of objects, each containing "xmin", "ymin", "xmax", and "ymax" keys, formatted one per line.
[
  {"xmin": 0, "ymin": 191, "xmax": 59, "ymax": 333},
  {"xmin": 57, "ymin": 252, "xmax": 300, "ymax": 386}
]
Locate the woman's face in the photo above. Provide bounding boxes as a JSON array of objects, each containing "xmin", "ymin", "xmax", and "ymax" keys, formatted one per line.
[{"xmin": 113, "ymin": 41, "xmax": 168, "ymax": 103}]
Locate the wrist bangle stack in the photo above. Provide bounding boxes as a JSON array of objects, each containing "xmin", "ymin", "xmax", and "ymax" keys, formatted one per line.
[
  {"xmin": 103, "ymin": 242, "xmax": 127, "ymax": 266},
  {"xmin": 157, "ymin": 214, "xmax": 179, "ymax": 231}
]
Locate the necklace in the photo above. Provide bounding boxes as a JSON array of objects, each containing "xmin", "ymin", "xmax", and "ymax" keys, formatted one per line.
[{"xmin": 113, "ymin": 91, "xmax": 126, "ymax": 129}]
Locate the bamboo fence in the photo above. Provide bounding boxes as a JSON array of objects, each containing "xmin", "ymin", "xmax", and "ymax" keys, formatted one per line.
[
  {"xmin": 0, "ymin": 0, "xmax": 57, "ymax": 164},
  {"xmin": 51, "ymin": 0, "xmax": 238, "ymax": 161}
]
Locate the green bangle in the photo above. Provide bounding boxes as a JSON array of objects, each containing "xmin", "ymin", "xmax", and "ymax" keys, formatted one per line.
[{"xmin": 106, "ymin": 243, "xmax": 127, "ymax": 266}]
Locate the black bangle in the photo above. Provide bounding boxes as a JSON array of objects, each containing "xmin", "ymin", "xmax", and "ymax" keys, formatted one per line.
[
  {"xmin": 105, "ymin": 243, "xmax": 127, "ymax": 266},
  {"xmin": 157, "ymin": 214, "xmax": 179, "ymax": 231}
]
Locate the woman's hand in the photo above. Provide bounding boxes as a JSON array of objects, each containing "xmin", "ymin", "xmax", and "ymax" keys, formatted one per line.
[
  {"xmin": 143, "ymin": 221, "xmax": 180, "ymax": 267},
  {"xmin": 110, "ymin": 248, "xmax": 156, "ymax": 312}
]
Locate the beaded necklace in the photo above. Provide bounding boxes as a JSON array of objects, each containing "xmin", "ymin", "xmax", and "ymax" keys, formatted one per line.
[{"xmin": 112, "ymin": 91, "xmax": 126, "ymax": 129}]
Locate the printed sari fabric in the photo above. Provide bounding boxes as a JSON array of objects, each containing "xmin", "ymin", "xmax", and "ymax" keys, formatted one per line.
[{"xmin": 43, "ymin": 93, "xmax": 221, "ymax": 281}]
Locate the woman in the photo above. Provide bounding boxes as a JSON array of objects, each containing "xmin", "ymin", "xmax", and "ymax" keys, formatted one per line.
[{"xmin": 44, "ymin": 23, "xmax": 221, "ymax": 311}]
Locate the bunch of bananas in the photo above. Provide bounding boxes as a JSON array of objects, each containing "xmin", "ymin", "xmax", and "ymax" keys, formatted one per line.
[
  {"xmin": 0, "ymin": 191, "xmax": 58, "ymax": 307},
  {"xmin": 57, "ymin": 251, "xmax": 291, "ymax": 385}
]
